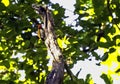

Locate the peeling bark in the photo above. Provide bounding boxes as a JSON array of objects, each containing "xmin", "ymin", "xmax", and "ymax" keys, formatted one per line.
[{"xmin": 32, "ymin": 4, "xmax": 64, "ymax": 84}]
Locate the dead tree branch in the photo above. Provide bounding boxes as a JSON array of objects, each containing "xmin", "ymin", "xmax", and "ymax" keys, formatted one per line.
[{"xmin": 32, "ymin": 4, "xmax": 64, "ymax": 84}]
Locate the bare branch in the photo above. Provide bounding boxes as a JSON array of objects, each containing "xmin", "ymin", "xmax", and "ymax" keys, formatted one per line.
[{"xmin": 32, "ymin": 4, "xmax": 64, "ymax": 84}]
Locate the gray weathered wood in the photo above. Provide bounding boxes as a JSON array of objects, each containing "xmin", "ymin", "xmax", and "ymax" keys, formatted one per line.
[{"xmin": 32, "ymin": 4, "xmax": 64, "ymax": 84}]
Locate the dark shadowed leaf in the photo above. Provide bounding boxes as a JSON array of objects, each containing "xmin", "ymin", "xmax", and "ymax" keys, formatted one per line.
[
  {"xmin": 92, "ymin": 51, "xmax": 100, "ymax": 60},
  {"xmin": 100, "ymin": 74, "xmax": 113, "ymax": 84},
  {"xmin": 117, "ymin": 56, "xmax": 120, "ymax": 62},
  {"xmin": 109, "ymin": 48, "xmax": 116, "ymax": 53},
  {"xmin": 101, "ymin": 52, "xmax": 108, "ymax": 61},
  {"xmin": 115, "ymin": 68, "xmax": 120, "ymax": 73}
]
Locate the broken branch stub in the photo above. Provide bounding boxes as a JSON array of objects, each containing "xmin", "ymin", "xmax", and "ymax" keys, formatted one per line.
[{"xmin": 32, "ymin": 4, "xmax": 64, "ymax": 84}]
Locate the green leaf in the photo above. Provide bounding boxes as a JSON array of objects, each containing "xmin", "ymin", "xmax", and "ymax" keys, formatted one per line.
[
  {"xmin": 24, "ymin": 40, "xmax": 30, "ymax": 48},
  {"xmin": 110, "ymin": 27, "xmax": 116, "ymax": 35},
  {"xmin": 0, "ymin": 3, "xmax": 6, "ymax": 11},
  {"xmin": 92, "ymin": 51, "xmax": 100, "ymax": 60},
  {"xmin": 92, "ymin": 0, "xmax": 105, "ymax": 15},
  {"xmin": 109, "ymin": 48, "xmax": 116, "ymax": 53},
  {"xmin": 115, "ymin": 68, "xmax": 120, "ymax": 73},
  {"xmin": 0, "ymin": 80, "xmax": 9, "ymax": 84},
  {"xmin": 113, "ymin": 35, "xmax": 120, "ymax": 40},
  {"xmin": 100, "ymin": 74, "xmax": 113, "ymax": 84},
  {"xmin": 30, "ymin": 36, "xmax": 37, "ymax": 44},
  {"xmin": 85, "ymin": 74, "xmax": 92, "ymax": 84},
  {"xmin": 117, "ymin": 56, "xmax": 120, "ymax": 62},
  {"xmin": 98, "ymin": 42, "xmax": 109, "ymax": 48},
  {"xmin": 0, "ymin": 60, "xmax": 10, "ymax": 68},
  {"xmin": 101, "ymin": 52, "xmax": 108, "ymax": 61}
]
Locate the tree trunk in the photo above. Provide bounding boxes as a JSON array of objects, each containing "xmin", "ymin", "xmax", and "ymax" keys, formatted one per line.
[{"xmin": 32, "ymin": 4, "xmax": 64, "ymax": 84}]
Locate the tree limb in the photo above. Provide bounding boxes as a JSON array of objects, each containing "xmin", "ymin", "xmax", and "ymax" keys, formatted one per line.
[{"xmin": 32, "ymin": 4, "xmax": 64, "ymax": 84}]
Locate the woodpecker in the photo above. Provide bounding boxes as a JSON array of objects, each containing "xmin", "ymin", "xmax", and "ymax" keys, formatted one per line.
[{"xmin": 37, "ymin": 24, "xmax": 45, "ymax": 41}]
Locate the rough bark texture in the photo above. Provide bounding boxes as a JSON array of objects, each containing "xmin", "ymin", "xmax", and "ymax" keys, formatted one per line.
[{"xmin": 32, "ymin": 4, "xmax": 64, "ymax": 84}]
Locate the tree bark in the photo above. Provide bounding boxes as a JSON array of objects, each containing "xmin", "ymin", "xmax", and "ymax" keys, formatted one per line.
[{"xmin": 32, "ymin": 4, "xmax": 64, "ymax": 84}]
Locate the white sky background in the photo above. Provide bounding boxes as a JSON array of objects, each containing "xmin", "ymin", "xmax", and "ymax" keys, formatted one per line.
[
  {"xmin": 50, "ymin": 0, "xmax": 120, "ymax": 84},
  {"xmin": 50, "ymin": 0, "xmax": 82, "ymax": 30}
]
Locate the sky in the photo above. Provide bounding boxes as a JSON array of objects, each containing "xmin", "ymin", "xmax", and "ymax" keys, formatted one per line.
[{"xmin": 50, "ymin": 0, "xmax": 82, "ymax": 30}]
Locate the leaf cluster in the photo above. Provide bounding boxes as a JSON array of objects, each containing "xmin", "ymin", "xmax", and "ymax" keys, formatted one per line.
[{"xmin": 0, "ymin": 0, "xmax": 120, "ymax": 83}]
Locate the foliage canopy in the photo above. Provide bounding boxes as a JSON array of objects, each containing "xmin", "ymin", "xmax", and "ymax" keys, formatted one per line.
[{"xmin": 0, "ymin": 0, "xmax": 120, "ymax": 83}]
